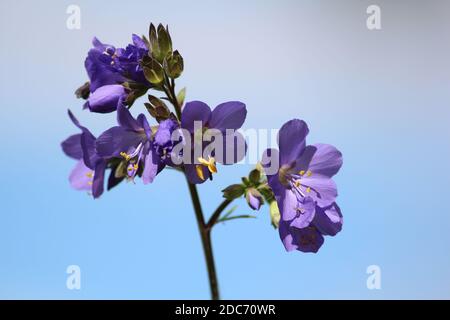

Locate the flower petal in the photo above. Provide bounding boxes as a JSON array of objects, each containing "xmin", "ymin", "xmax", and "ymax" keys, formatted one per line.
[
  {"xmin": 291, "ymin": 226, "xmax": 324, "ymax": 253},
  {"xmin": 92, "ymin": 161, "xmax": 106, "ymax": 198},
  {"xmin": 87, "ymin": 85, "xmax": 126, "ymax": 113},
  {"xmin": 261, "ymin": 148, "xmax": 280, "ymax": 178},
  {"xmin": 117, "ymin": 104, "xmax": 141, "ymax": 131},
  {"xmin": 96, "ymin": 126, "xmax": 144, "ymax": 158},
  {"xmin": 69, "ymin": 160, "xmax": 93, "ymax": 191},
  {"xmin": 279, "ymin": 189, "xmax": 298, "ymax": 221},
  {"xmin": 214, "ymin": 131, "xmax": 247, "ymax": 165},
  {"xmin": 181, "ymin": 101, "xmax": 211, "ymax": 133},
  {"xmin": 184, "ymin": 163, "xmax": 210, "ymax": 184},
  {"xmin": 279, "ymin": 220, "xmax": 298, "ymax": 252},
  {"xmin": 313, "ymin": 203, "xmax": 343, "ymax": 236},
  {"xmin": 278, "ymin": 119, "xmax": 309, "ymax": 166},
  {"xmin": 209, "ymin": 101, "xmax": 247, "ymax": 132},
  {"xmin": 290, "ymin": 196, "xmax": 316, "ymax": 229},
  {"xmin": 61, "ymin": 134, "xmax": 83, "ymax": 160},
  {"xmin": 309, "ymin": 143, "xmax": 343, "ymax": 178},
  {"xmin": 142, "ymin": 147, "xmax": 160, "ymax": 184},
  {"xmin": 300, "ymin": 174, "xmax": 338, "ymax": 207}
]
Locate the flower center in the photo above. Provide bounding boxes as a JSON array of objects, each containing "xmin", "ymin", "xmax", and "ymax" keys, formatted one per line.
[
  {"xmin": 120, "ymin": 143, "xmax": 144, "ymax": 180},
  {"xmin": 285, "ymin": 169, "xmax": 315, "ymax": 216},
  {"xmin": 195, "ymin": 156, "xmax": 217, "ymax": 181}
]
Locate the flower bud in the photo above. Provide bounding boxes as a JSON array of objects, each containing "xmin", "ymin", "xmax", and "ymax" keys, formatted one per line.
[
  {"xmin": 246, "ymin": 188, "xmax": 264, "ymax": 211},
  {"xmin": 157, "ymin": 24, "xmax": 172, "ymax": 59},
  {"xmin": 248, "ymin": 168, "xmax": 261, "ymax": 185},
  {"xmin": 149, "ymin": 23, "xmax": 172, "ymax": 62},
  {"xmin": 164, "ymin": 50, "xmax": 184, "ymax": 78},
  {"xmin": 142, "ymin": 56, "xmax": 164, "ymax": 85},
  {"xmin": 85, "ymin": 84, "xmax": 126, "ymax": 113}
]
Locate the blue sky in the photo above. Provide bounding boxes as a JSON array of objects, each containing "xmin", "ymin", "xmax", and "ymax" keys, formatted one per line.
[{"xmin": 0, "ymin": 0, "xmax": 449, "ymax": 299}]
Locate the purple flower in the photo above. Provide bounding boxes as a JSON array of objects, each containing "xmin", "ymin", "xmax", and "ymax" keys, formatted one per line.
[
  {"xmin": 85, "ymin": 38, "xmax": 124, "ymax": 92},
  {"xmin": 61, "ymin": 110, "xmax": 107, "ymax": 198},
  {"xmin": 115, "ymin": 34, "xmax": 150, "ymax": 85},
  {"xmin": 95, "ymin": 105, "xmax": 178, "ymax": 184},
  {"xmin": 83, "ymin": 35, "xmax": 151, "ymax": 113},
  {"xmin": 180, "ymin": 101, "xmax": 247, "ymax": 184},
  {"xmin": 262, "ymin": 119, "xmax": 343, "ymax": 253},
  {"xmin": 84, "ymin": 84, "xmax": 127, "ymax": 113}
]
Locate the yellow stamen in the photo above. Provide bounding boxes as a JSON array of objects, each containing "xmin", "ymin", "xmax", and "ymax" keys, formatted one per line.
[
  {"xmin": 195, "ymin": 165, "xmax": 205, "ymax": 180},
  {"xmin": 120, "ymin": 152, "xmax": 131, "ymax": 161},
  {"xmin": 306, "ymin": 187, "xmax": 311, "ymax": 193},
  {"xmin": 299, "ymin": 170, "xmax": 305, "ymax": 176},
  {"xmin": 197, "ymin": 156, "xmax": 217, "ymax": 174},
  {"xmin": 294, "ymin": 180, "xmax": 301, "ymax": 187},
  {"xmin": 86, "ymin": 172, "xmax": 93, "ymax": 178},
  {"xmin": 306, "ymin": 170, "xmax": 312, "ymax": 177},
  {"xmin": 87, "ymin": 181, "xmax": 93, "ymax": 186}
]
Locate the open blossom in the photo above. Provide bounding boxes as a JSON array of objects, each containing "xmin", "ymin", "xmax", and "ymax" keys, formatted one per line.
[
  {"xmin": 262, "ymin": 119, "xmax": 343, "ymax": 253},
  {"xmin": 180, "ymin": 101, "xmax": 247, "ymax": 184},
  {"xmin": 95, "ymin": 104, "xmax": 178, "ymax": 184},
  {"xmin": 61, "ymin": 110, "xmax": 107, "ymax": 198}
]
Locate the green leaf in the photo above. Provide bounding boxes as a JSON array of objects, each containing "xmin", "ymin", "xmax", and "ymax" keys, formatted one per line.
[
  {"xmin": 222, "ymin": 205, "xmax": 238, "ymax": 219},
  {"xmin": 217, "ymin": 214, "xmax": 256, "ymax": 224}
]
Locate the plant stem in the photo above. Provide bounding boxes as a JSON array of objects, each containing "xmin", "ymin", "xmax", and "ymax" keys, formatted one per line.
[
  {"xmin": 206, "ymin": 198, "xmax": 233, "ymax": 230},
  {"xmin": 186, "ymin": 181, "xmax": 220, "ymax": 300},
  {"xmin": 166, "ymin": 77, "xmax": 221, "ymax": 299}
]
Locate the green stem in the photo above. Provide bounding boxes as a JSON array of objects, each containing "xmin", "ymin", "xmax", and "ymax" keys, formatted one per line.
[
  {"xmin": 166, "ymin": 77, "xmax": 221, "ymax": 299},
  {"xmin": 186, "ymin": 181, "xmax": 220, "ymax": 300},
  {"xmin": 206, "ymin": 198, "xmax": 233, "ymax": 230}
]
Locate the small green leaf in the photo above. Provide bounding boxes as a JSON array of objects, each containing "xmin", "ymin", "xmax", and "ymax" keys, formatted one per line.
[
  {"xmin": 217, "ymin": 214, "xmax": 256, "ymax": 224},
  {"xmin": 222, "ymin": 184, "xmax": 245, "ymax": 200},
  {"xmin": 269, "ymin": 201, "xmax": 280, "ymax": 229}
]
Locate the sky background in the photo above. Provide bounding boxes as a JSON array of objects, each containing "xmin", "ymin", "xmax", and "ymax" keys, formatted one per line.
[{"xmin": 0, "ymin": 0, "xmax": 449, "ymax": 299}]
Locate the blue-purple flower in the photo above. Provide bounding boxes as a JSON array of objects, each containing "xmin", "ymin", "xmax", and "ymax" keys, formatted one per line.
[
  {"xmin": 84, "ymin": 35, "xmax": 151, "ymax": 113},
  {"xmin": 61, "ymin": 110, "xmax": 107, "ymax": 198},
  {"xmin": 262, "ymin": 119, "xmax": 343, "ymax": 253},
  {"xmin": 180, "ymin": 100, "xmax": 247, "ymax": 184},
  {"xmin": 84, "ymin": 84, "xmax": 127, "ymax": 113},
  {"xmin": 95, "ymin": 105, "xmax": 178, "ymax": 184}
]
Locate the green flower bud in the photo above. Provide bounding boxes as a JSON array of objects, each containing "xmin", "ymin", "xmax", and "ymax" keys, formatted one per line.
[
  {"xmin": 144, "ymin": 95, "xmax": 171, "ymax": 122},
  {"xmin": 148, "ymin": 23, "xmax": 172, "ymax": 62},
  {"xmin": 157, "ymin": 24, "xmax": 172, "ymax": 59},
  {"xmin": 142, "ymin": 56, "xmax": 164, "ymax": 85},
  {"xmin": 248, "ymin": 169, "xmax": 261, "ymax": 185},
  {"xmin": 164, "ymin": 50, "xmax": 184, "ymax": 79}
]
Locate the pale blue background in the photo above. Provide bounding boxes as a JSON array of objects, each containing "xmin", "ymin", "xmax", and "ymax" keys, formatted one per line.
[{"xmin": 1, "ymin": 0, "xmax": 449, "ymax": 299}]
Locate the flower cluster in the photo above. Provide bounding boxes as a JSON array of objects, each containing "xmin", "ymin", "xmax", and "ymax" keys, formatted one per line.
[
  {"xmin": 61, "ymin": 23, "xmax": 343, "ymax": 255},
  {"xmin": 62, "ymin": 24, "xmax": 247, "ymax": 199},
  {"xmin": 261, "ymin": 120, "xmax": 343, "ymax": 253}
]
